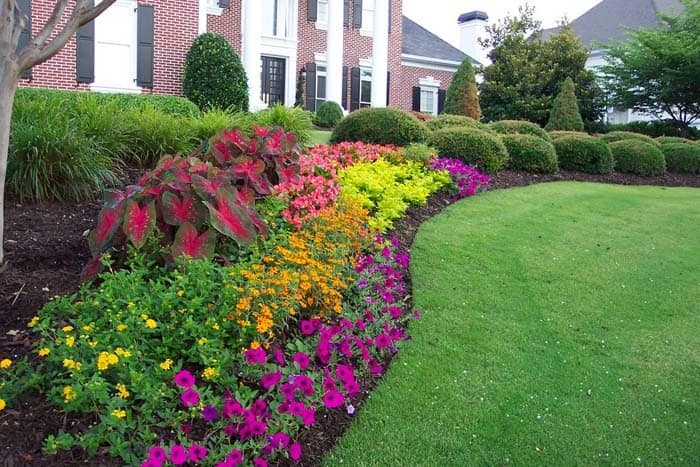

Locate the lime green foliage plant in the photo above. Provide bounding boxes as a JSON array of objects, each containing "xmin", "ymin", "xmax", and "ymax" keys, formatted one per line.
[
  {"xmin": 608, "ymin": 140, "xmax": 666, "ymax": 176},
  {"xmin": 429, "ymin": 128, "xmax": 510, "ymax": 174},
  {"xmin": 662, "ymin": 143, "xmax": 700, "ymax": 173},
  {"xmin": 545, "ymin": 77, "xmax": 585, "ymax": 132},
  {"xmin": 339, "ymin": 159, "xmax": 450, "ymax": 231},
  {"xmin": 489, "ymin": 120, "xmax": 550, "ymax": 141},
  {"xmin": 443, "ymin": 58, "xmax": 481, "ymax": 119},
  {"xmin": 553, "ymin": 134, "xmax": 613, "ymax": 174},
  {"xmin": 330, "ymin": 108, "xmax": 429, "ymax": 146},
  {"xmin": 600, "ymin": 131, "xmax": 662, "ymax": 148},
  {"xmin": 182, "ymin": 33, "xmax": 248, "ymax": 112},
  {"xmin": 314, "ymin": 101, "xmax": 344, "ymax": 128},
  {"xmin": 501, "ymin": 134, "xmax": 558, "ymax": 173}
]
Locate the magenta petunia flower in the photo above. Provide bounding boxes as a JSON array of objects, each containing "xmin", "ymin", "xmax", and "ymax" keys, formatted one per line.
[
  {"xmin": 223, "ymin": 424, "xmax": 236, "ymax": 437},
  {"xmin": 222, "ymin": 398, "xmax": 243, "ymax": 418},
  {"xmin": 356, "ymin": 319, "xmax": 366, "ymax": 331},
  {"xmin": 294, "ymin": 375, "xmax": 313, "ymax": 392},
  {"xmin": 322, "ymin": 377, "xmax": 337, "ymax": 391},
  {"xmin": 301, "ymin": 407, "xmax": 315, "ymax": 426},
  {"xmin": 299, "ymin": 319, "xmax": 315, "ymax": 335},
  {"xmin": 289, "ymin": 401, "xmax": 305, "ymax": 416},
  {"xmin": 335, "ymin": 364, "xmax": 354, "ymax": 383},
  {"xmin": 141, "ymin": 460, "xmax": 161, "ymax": 467},
  {"xmin": 245, "ymin": 348, "xmax": 267, "ymax": 365},
  {"xmin": 375, "ymin": 333, "xmax": 391, "ymax": 348},
  {"xmin": 250, "ymin": 420, "xmax": 267, "ymax": 437},
  {"xmin": 370, "ymin": 362, "xmax": 384, "ymax": 376},
  {"xmin": 170, "ymin": 444, "xmax": 187, "ymax": 465},
  {"xmin": 202, "ymin": 404, "xmax": 218, "ymax": 422},
  {"xmin": 148, "ymin": 446, "xmax": 167, "ymax": 463},
  {"xmin": 181, "ymin": 388, "xmax": 200, "ymax": 407},
  {"xmin": 253, "ymin": 458, "xmax": 268, "ymax": 467},
  {"xmin": 173, "ymin": 370, "xmax": 195, "ymax": 388},
  {"xmin": 293, "ymin": 351, "xmax": 310, "ymax": 369},
  {"xmin": 188, "ymin": 444, "xmax": 207, "ymax": 462},
  {"xmin": 344, "ymin": 380, "xmax": 360, "ymax": 395},
  {"xmin": 280, "ymin": 382, "xmax": 296, "ymax": 400},
  {"xmin": 289, "ymin": 442, "xmax": 302, "ymax": 461},
  {"xmin": 413, "ymin": 310, "xmax": 422, "ymax": 319},
  {"xmin": 252, "ymin": 398, "xmax": 268, "ymax": 417},
  {"xmin": 261, "ymin": 371, "xmax": 282, "ymax": 390},
  {"xmin": 323, "ymin": 390, "xmax": 345, "ymax": 409},
  {"xmin": 387, "ymin": 306, "xmax": 402, "ymax": 319},
  {"xmin": 273, "ymin": 347, "xmax": 286, "ymax": 365},
  {"xmin": 226, "ymin": 449, "xmax": 243, "ymax": 465}
]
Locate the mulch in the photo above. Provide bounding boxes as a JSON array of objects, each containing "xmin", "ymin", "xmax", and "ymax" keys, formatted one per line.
[{"xmin": 0, "ymin": 170, "xmax": 697, "ymax": 466}]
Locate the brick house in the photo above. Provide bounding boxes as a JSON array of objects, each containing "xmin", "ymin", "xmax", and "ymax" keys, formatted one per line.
[{"xmin": 17, "ymin": 0, "xmax": 474, "ymax": 115}]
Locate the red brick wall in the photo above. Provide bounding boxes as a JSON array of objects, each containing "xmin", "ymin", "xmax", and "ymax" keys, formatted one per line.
[
  {"xmin": 395, "ymin": 66, "xmax": 455, "ymax": 111},
  {"xmin": 208, "ymin": 2, "xmax": 242, "ymax": 54}
]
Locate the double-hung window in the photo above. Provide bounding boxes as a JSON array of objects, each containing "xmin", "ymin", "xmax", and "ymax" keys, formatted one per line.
[
  {"xmin": 262, "ymin": 0, "xmax": 294, "ymax": 38},
  {"xmin": 359, "ymin": 68, "xmax": 372, "ymax": 108}
]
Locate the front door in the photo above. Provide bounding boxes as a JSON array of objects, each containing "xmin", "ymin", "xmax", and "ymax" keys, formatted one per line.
[{"xmin": 261, "ymin": 56, "xmax": 286, "ymax": 107}]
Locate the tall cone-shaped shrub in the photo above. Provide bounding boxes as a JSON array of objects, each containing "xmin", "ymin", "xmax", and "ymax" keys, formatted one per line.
[
  {"xmin": 443, "ymin": 58, "xmax": 481, "ymax": 120},
  {"xmin": 545, "ymin": 77, "xmax": 584, "ymax": 131}
]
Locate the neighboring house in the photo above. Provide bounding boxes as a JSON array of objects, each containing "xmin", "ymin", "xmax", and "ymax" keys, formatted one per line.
[
  {"xmin": 17, "ymin": 0, "xmax": 475, "ymax": 115},
  {"xmin": 542, "ymin": 0, "xmax": 685, "ymax": 124}
]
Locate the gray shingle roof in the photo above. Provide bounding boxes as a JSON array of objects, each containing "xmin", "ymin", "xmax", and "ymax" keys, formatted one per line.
[
  {"xmin": 542, "ymin": 0, "xmax": 684, "ymax": 49},
  {"xmin": 402, "ymin": 16, "xmax": 473, "ymax": 64}
]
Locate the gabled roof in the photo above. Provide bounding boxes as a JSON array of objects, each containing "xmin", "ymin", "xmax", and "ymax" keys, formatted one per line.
[
  {"xmin": 402, "ymin": 16, "xmax": 474, "ymax": 64},
  {"xmin": 542, "ymin": 0, "xmax": 684, "ymax": 49}
]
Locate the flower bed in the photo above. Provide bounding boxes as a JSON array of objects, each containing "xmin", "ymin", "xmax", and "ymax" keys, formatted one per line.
[{"xmin": 0, "ymin": 132, "xmax": 489, "ymax": 466}]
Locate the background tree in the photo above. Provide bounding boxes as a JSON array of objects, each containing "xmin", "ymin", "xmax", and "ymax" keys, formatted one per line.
[
  {"xmin": 600, "ymin": 0, "xmax": 699, "ymax": 135},
  {"xmin": 0, "ymin": 0, "xmax": 117, "ymax": 267},
  {"xmin": 443, "ymin": 57, "xmax": 481, "ymax": 120},
  {"xmin": 545, "ymin": 77, "xmax": 585, "ymax": 131},
  {"xmin": 479, "ymin": 6, "xmax": 604, "ymax": 125}
]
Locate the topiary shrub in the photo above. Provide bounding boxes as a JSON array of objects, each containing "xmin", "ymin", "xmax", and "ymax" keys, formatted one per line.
[
  {"xmin": 545, "ymin": 77, "xmax": 584, "ymax": 132},
  {"xmin": 501, "ymin": 134, "xmax": 558, "ymax": 173},
  {"xmin": 656, "ymin": 136, "xmax": 696, "ymax": 146},
  {"xmin": 314, "ymin": 101, "xmax": 344, "ymax": 128},
  {"xmin": 182, "ymin": 33, "xmax": 248, "ymax": 112},
  {"xmin": 552, "ymin": 135, "xmax": 614, "ymax": 174},
  {"xmin": 443, "ymin": 58, "xmax": 481, "ymax": 119},
  {"xmin": 425, "ymin": 114, "xmax": 486, "ymax": 132},
  {"xmin": 662, "ymin": 143, "xmax": 700, "ymax": 174},
  {"xmin": 429, "ymin": 128, "xmax": 510, "ymax": 174},
  {"xmin": 608, "ymin": 140, "xmax": 666, "ymax": 176},
  {"xmin": 330, "ymin": 108, "xmax": 429, "ymax": 146},
  {"xmin": 549, "ymin": 130, "xmax": 589, "ymax": 140},
  {"xmin": 489, "ymin": 120, "xmax": 551, "ymax": 141},
  {"xmin": 600, "ymin": 131, "xmax": 661, "ymax": 148}
]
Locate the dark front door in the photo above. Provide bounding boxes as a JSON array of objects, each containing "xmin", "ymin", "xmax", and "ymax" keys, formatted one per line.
[{"xmin": 261, "ymin": 56, "xmax": 285, "ymax": 107}]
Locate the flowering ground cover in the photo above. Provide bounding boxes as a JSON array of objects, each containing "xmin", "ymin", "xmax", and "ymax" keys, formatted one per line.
[
  {"xmin": 0, "ymin": 130, "xmax": 489, "ymax": 466},
  {"xmin": 326, "ymin": 182, "xmax": 700, "ymax": 466}
]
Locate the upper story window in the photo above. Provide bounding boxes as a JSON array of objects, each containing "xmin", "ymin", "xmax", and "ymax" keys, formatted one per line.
[
  {"xmin": 207, "ymin": 0, "xmax": 223, "ymax": 15},
  {"xmin": 361, "ymin": 0, "xmax": 374, "ymax": 36},
  {"xmin": 263, "ymin": 0, "xmax": 295, "ymax": 38},
  {"xmin": 316, "ymin": 0, "xmax": 329, "ymax": 29}
]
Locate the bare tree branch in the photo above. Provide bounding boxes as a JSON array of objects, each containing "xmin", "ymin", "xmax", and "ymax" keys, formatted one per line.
[
  {"xmin": 10, "ymin": 1, "xmax": 26, "ymax": 48},
  {"xmin": 32, "ymin": 0, "xmax": 68, "ymax": 48}
]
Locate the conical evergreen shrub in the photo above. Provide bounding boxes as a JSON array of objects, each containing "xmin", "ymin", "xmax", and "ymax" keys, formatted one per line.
[
  {"xmin": 443, "ymin": 58, "xmax": 481, "ymax": 120},
  {"xmin": 545, "ymin": 77, "xmax": 584, "ymax": 131}
]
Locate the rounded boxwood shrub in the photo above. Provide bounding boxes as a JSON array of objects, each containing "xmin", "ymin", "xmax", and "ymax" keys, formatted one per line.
[
  {"xmin": 330, "ymin": 108, "xmax": 428, "ymax": 146},
  {"xmin": 314, "ymin": 101, "xmax": 344, "ymax": 128},
  {"xmin": 552, "ymin": 135, "xmax": 614, "ymax": 174},
  {"xmin": 489, "ymin": 120, "xmax": 551, "ymax": 141},
  {"xmin": 608, "ymin": 140, "xmax": 666, "ymax": 176},
  {"xmin": 662, "ymin": 143, "xmax": 700, "ymax": 174},
  {"xmin": 425, "ymin": 114, "xmax": 486, "ymax": 132},
  {"xmin": 429, "ymin": 127, "xmax": 510, "ymax": 174},
  {"xmin": 549, "ymin": 130, "xmax": 588, "ymax": 140},
  {"xmin": 600, "ymin": 131, "xmax": 661, "ymax": 148},
  {"xmin": 501, "ymin": 134, "xmax": 558, "ymax": 173},
  {"xmin": 183, "ymin": 33, "xmax": 248, "ymax": 112},
  {"xmin": 656, "ymin": 136, "xmax": 696, "ymax": 146}
]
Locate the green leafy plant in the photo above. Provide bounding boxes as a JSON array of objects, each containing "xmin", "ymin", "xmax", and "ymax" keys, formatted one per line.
[
  {"xmin": 600, "ymin": 131, "xmax": 662, "ymax": 148},
  {"xmin": 331, "ymin": 108, "xmax": 429, "ymax": 146},
  {"xmin": 428, "ymin": 127, "xmax": 510, "ymax": 174},
  {"xmin": 182, "ymin": 33, "xmax": 249, "ymax": 112},
  {"xmin": 489, "ymin": 120, "xmax": 551, "ymax": 141},
  {"xmin": 501, "ymin": 134, "xmax": 558, "ymax": 173},
  {"xmin": 443, "ymin": 58, "xmax": 481, "ymax": 119},
  {"xmin": 545, "ymin": 77, "xmax": 585, "ymax": 132},
  {"xmin": 253, "ymin": 104, "xmax": 313, "ymax": 147},
  {"xmin": 552, "ymin": 135, "xmax": 614, "ymax": 174},
  {"xmin": 400, "ymin": 143, "xmax": 436, "ymax": 164},
  {"xmin": 608, "ymin": 140, "xmax": 666, "ymax": 176},
  {"xmin": 314, "ymin": 101, "xmax": 344, "ymax": 128},
  {"xmin": 662, "ymin": 143, "xmax": 700, "ymax": 173}
]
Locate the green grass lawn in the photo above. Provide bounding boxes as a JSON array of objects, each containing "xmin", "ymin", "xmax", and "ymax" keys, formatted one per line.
[
  {"xmin": 309, "ymin": 129, "xmax": 332, "ymax": 146},
  {"xmin": 324, "ymin": 182, "xmax": 700, "ymax": 466}
]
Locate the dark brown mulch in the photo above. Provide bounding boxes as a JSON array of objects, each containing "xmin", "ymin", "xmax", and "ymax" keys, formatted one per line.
[{"xmin": 0, "ymin": 171, "xmax": 697, "ymax": 466}]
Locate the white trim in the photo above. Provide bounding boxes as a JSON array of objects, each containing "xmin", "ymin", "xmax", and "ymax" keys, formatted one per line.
[
  {"xmin": 419, "ymin": 76, "xmax": 441, "ymax": 87},
  {"xmin": 314, "ymin": 52, "xmax": 327, "ymax": 65},
  {"xmin": 402, "ymin": 53, "xmax": 462, "ymax": 67},
  {"xmin": 418, "ymin": 76, "xmax": 440, "ymax": 115},
  {"xmin": 316, "ymin": 0, "xmax": 329, "ymax": 30},
  {"xmin": 90, "ymin": 84, "xmax": 142, "ymax": 94},
  {"xmin": 359, "ymin": 57, "xmax": 372, "ymax": 68},
  {"xmin": 207, "ymin": 0, "xmax": 223, "ymax": 15}
]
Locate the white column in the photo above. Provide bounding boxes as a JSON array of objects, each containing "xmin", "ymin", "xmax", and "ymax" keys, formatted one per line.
[
  {"xmin": 242, "ymin": 0, "xmax": 266, "ymax": 110},
  {"xmin": 198, "ymin": 0, "xmax": 207, "ymax": 35},
  {"xmin": 371, "ymin": 0, "xmax": 389, "ymax": 107},
  {"xmin": 326, "ymin": 0, "xmax": 344, "ymax": 105}
]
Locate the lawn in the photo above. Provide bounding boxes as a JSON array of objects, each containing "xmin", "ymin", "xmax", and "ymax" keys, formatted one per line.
[
  {"xmin": 309, "ymin": 128, "xmax": 332, "ymax": 146},
  {"xmin": 325, "ymin": 182, "xmax": 700, "ymax": 466}
]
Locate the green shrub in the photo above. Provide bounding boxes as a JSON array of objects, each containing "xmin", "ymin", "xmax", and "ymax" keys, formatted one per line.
[
  {"xmin": 429, "ymin": 127, "xmax": 510, "ymax": 174},
  {"xmin": 662, "ymin": 143, "xmax": 700, "ymax": 173},
  {"xmin": 330, "ymin": 108, "xmax": 429, "ymax": 146},
  {"xmin": 443, "ymin": 58, "xmax": 481, "ymax": 119},
  {"xmin": 123, "ymin": 107, "xmax": 195, "ymax": 166},
  {"xmin": 254, "ymin": 104, "xmax": 313, "ymax": 147},
  {"xmin": 182, "ymin": 33, "xmax": 248, "ymax": 111},
  {"xmin": 489, "ymin": 120, "xmax": 551, "ymax": 141},
  {"xmin": 545, "ymin": 77, "xmax": 585, "ymax": 132},
  {"xmin": 552, "ymin": 135, "xmax": 614, "ymax": 174},
  {"xmin": 584, "ymin": 119, "xmax": 700, "ymax": 140},
  {"xmin": 608, "ymin": 140, "xmax": 666, "ymax": 176},
  {"xmin": 425, "ymin": 114, "xmax": 486, "ymax": 132},
  {"xmin": 549, "ymin": 130, "xmax": 589, "ymax": 140},
  {"xmin": 189, "ymin": 109, "xmax": 253, "ymax": 148},
  {"xmin": 400, "ymin": 143, "xmax": 436, "ymax": 164},
  {"xmin": 656, "ymin": 136, "xmax": 696, "ymax": 146},
  {"xmin": 501, "ymin": 134, "xmax": 558, "ymax": 173},
  {"xmin": 600, "ymin": 131, "xmax": 662, "ymax": 148},
  {"xmin": 314, "ymin": 101, "xmax": 344, "ymax": 128}
]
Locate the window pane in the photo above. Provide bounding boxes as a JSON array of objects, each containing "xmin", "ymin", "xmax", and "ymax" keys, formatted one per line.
[
  {"xmin": 362, "ymin": 0, "xmax": 374, "ymax": 32},
  {"xmin": 317, "ymin": 75, "xmax": 326, "ymax": 99},
  {"xmin": 361, "ymin": 80, "xmax": 372, "ymax": 104},
  {"xmin": 318, "ymin": 0, "xmax": 328, "ymax": 23},
  {"xmin": 262, "ymin": 0, "xmax": 275, "ymax": 36},
  {"xmin": 420, "ymin": 90, "xmax": 434, "ymax": 113}
]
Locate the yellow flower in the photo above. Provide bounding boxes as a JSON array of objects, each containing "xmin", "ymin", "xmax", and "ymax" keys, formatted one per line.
[
  {"xmin": 250, "ymin": 341, "xmax": 261, "ymax": 350},
  {"xmin": 28, "ymin": 316, "xmax": 40, "ymax": 328},
  {"xmin": 116, "ymin": 324, "xmax": 127, "ymax": 332},
  {"xmin": 202, "ymin": 367, "xmax": 217, "ymax": 380},
  {"xmin": 176, "ymin": 290, "xmax": 185, "ymax": 297},
  {"xmin": 128, "ymin": 301, "xmax": 136, "ymax": 308},
  {"xmin": 97, "ymin": 352, "xmax": 119, "ymax": 371},
  {"xmin": 63, "ymin": 386, "xmax": 76, "ymax": 403},
  {"xmin": 198, "ymin": 337, "xmax": 208, "ymax": 346},
  {"xmin": 62, "ymin": 359, "xmax": 82, "ymax": 371},
  {"xmin": 112, "ymin": 409, "xmax": 126, "ymax": 419},
  {"xmin": 65, "ymin": 336, "xmax": 75, "ymax": 347},
  {"xmin": 116, "ymin": 383, "xmax": 130, "ymax": 399},
  {"xmin": 38, "ymin": 347, "xmax": 50, "ymax": 357},
  {"xmin": 62, "ymin": 325, "xmax": 74, "ymax": 333},
  {"xmin": 0, "ymin": 359, "xmax": 12, "ymax": 369},
  {"xmin": 82, "ymin": 324, "xmax": 93, "ymax": 332},
  {"xmin": 140, "ymin": 314, "xmax": 149, "ymax": 320},
  {"xmin": 88, "ymin": 340, "xmax": 99, "ymax": 348},
  {"xmin": 114, "ymin": 347, "xmax": 131, "ymax": 358},
  {"xmin": 212, "ymin": 322, "xmax": 220, "ymax": 330},
  {"xmin": 0, "ymin": 398, "xmax": 5, "ymax": 410},
  {"xmin": 159, "ymin": 359, "xmax": 173, "ymax": 370},
  {"xmin": 145, "ymin": 319, "xmax": 157, "ymax": 329}
]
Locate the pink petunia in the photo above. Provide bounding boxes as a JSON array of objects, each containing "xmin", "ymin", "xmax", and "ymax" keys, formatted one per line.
[
  {"xmin": 289, "ymin": 442, "xmax": 302, "ymax": 461},
  {"xmin": 261, "ymin": 371, "xmax": 282, "ymax": 390},
  {"xmin": 375, "ymin": 333, "xmax": 391, "ymax": 348},
  {"xmin": 173, "ymin": 370, "xmax": 195, "ymax": 388},
  {"xmin": 188, "ymin": 444, "xmax": 207, "ymax": 462},
  {"xmin": 245, "ymin": 347, "xmax": 267, "ymax": 365},
  {"xmin": 148, "ymin": 446, "xmax": 167, "ymax": 463},
  {"xmin": 292, "ymin": 351, "xmax": 311, "ymax": 369},
  {"xmin": 181, "ymin": 388, "xmax": 200, "ymax": 407},
  {"xmin": 323, "ymin": 390, "xmax": 345, "ymax": 409},
  {"xmin": 170, "ymin": 444, "xmax": 187, "ymax": 465}
]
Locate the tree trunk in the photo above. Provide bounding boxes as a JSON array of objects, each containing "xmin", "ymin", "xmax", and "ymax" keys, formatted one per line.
[{"xmin": 0, "ymin": 68, "xmax": 19, "ymax": 267}]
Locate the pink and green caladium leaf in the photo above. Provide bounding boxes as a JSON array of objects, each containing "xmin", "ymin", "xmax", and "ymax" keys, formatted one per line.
[
  {"xmin": 80, "ymin": 254, "xmax": 104, "ymax": 282},
  {"xmin": 161, "ymin": 191, "xmax": 206, "ymax": 227},
  {"xmin": 203, "ymin": 188, "xmax": 257, "ymax": 246},
  {"xmin": 171, "ymin": 223, "xmax": 217, "ymax": 259},
  {"xmin": 88, "ymin": 204, "xmax": 125, "ymax": 256},
  {"xmin": 232, "ymin": 156, "xmax": 271, "ymax": 195},
  {"xmin": 191, "ymin": 172, "xmax": 232, "ymax": 200},
  {"xmin": 211, "ymin": 129, "xmax": 247, "ymax": 165},
  {"xmin": 123, "ymin": 201, "xmax": 157, "ymax": 249},
  {"xmin": 103, "ymin": 185, "xmax": 141, "ymax": 209}
]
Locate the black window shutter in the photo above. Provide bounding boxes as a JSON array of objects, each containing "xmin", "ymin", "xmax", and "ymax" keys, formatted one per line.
[
  {"xmin": 218, "ymin": 0, "xmax": 230, "ymax": 7},
  {"xmin": 307, "ymin": 0, "xmax": 317, "ymax": 21},
  {"xmin": 17, "ymin": 0, "xmax": 32, "ymax": 78},
  {"xmin": 343, "ymin": 0, "xmax": 350, "ymax": 26},
  {"xmin": 438, "ymin": 89, "xmax": 446, "ymax": 114},
  {"xmin": 386, "ymin": 71, "xmax": 390, "ymax": 106},
  {"xmin": 350, "ymin": 67, "xmax": 360, "ymax": 111},
  {"xmin": 352, "ymin": 0, "xmax": 362, "ymax": 28},
  {"xmin": 412, "ymin": 86, "xmax": 421, "ymax": 112},
  {"xmin": 137, "ymin": 4, "xmax": 154, "ymax": 87},
  {"xmin": 304, "ymin": 63, "xmax": 316, "ymax": 111},
  {"xmin": 341, "ymin": 66, "xmax": 348, "ymax": 110},
  {"xmin": 76, "ymin": 0, "xmax": 95, "ymax": 84}
]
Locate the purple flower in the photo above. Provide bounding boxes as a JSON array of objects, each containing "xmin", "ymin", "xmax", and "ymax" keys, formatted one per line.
[
  {"xmin": 375, "ymin": 333, "xmax": 391, "ymax": 348},
  {"xmin": 202, "ymin": 404, "xmax": 218, "ymax": 422},
  {"xmin": 226, "ymin": 449, "xmax": 243, "ymax": 466},
  {"xmin": 289, "ymin": 442, "xmax": 302, "ymax": 461},
  {"xmin": 357, "ymin": 277, "xmax": 368, "ymax": 289},
  {"xmin": 347, "ymin": 404, "xmax": 356, "ymax": 415},
  {"xmin": 381, "ymin": 246, "xmax": 391, "ymax": 258},
  {"xmin": 356, "ymin": 319, "xmax": 366, "ymax": 331},
  {"xmin": 413, "ymin": 310, "xmax": 422, "ymax": 320},
  {"xmin": 188, "ymin": 444, "xmax": 207, "ymax": 462},
  {"xmin": 344, "ymin": 380, "xmax": 360, "ymax": 395},
  {"xmin": 223, "ymin": 424, "xmax": 236, "ymax": 437},
  {"xmin": 301, "ymin": 407, "xmax": 315, "ymax": 426},
  {"xmin": 148, "ymin": 446, "xmax": 166, "ymax": 462},
  {"xmin": 222, "ymin": 398, "xmax": 244, "ymax": 418},
  {"xmin": 141, "ymin": 460, "xmax": 161, "ymax": 467},
  {"xmin": 245, "ymin": 347, "xmax": 267, "ymax": 365},
  {"xmin": 300, "ymin": 319, "xmax": 315, "ymax": 335},
  {"xmin": 170, "ymin": 444, "xmax": 187, "ymax": 465},
  {"xmin": 268, "ymin": 432, "xmax": 291, "ymax": 449},
  {"xmin": 252, "ymin": 399, "xmax": 268, "ymax": 417},
  {"xmin": 294, "ymin": 375, "xmax": 313, "ymax": 392},
  {"xmin": 261, "ymin": 371, "xmax": 282, "ymax": 390},
  {"xmin": 293, "ymin": 352, "xmax": 311, "ymax": 369},
  {"xmin": 335, "ymin": 364, "xmax": 355, "ymax": 383},
  {"xmin": 289, "ymin": 401, "xmax": 305, "ymax": 416},
  {"xmin": 173, "ymin": 370, "xmax": 195, "ymax": 388},
  {"xmin": 323, "ymin": 390, "xmax": 345, "ymax": 409},
  {"xmin": 370, "ymin": 362, "xmax": 384, "ymax": 376},
  {"xmin": 380, "ymin": 290, "xmax": 394, "ymax": 303},
  {"xmin": 253, "ymin": 458, "xmax": 268, "ymax": 467},
  {"xmin": 273, "ymin": 347, "xmax": 286, "ymax": 365},
  {"xmin": 322, "ymin": 377, "xmax": 337, "ymax": 391},
  {"xmin": 181, "ymin": 388, "xmax": 200, "ymax": 407},
  {"xmin": 280, "ymin": 382, "xmax": 296, "ymax": 400},
  {"xmin": 387, "ymin": 306, "xmax": 402, "ymax": 319},
  {"xmin": 250, "ymin": 420, "xmax": 267, "ymax": 437}
]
